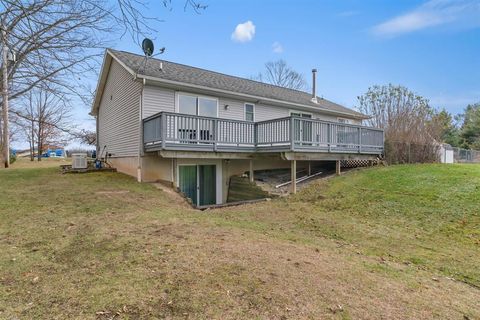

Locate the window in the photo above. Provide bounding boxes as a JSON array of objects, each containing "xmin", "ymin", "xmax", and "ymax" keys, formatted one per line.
[
  {"xmin": 291, "ymin": 112, "xmax": 312, "ymax": 119},
  {"xmin": 178, "ymin": 94, "xmax": 197, "ymax": 115},
  {"xmin": 337, "ymin": 118, "xmax": 350, "ymax": 124},
  {"xmin": 245, "ymin": 103, "xmax": 255, "ymax": 122},
  {"xmin": 178, "ymin": 93, "xmax": 218, "ymax": 117},
  {"xmin": 198, "ymin": 97, "xmax": 217, "ymax": 117}
]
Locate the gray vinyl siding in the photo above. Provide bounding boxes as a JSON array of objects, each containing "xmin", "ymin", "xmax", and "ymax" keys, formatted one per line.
[
  {"xmin": 141, "ymin": 85, "xmax": 359, "ymax": 124},
  {"xmin": 143, "ymin": 85, "xmax": 175, "ymax": 118},
  {"xmin": 218, "ymin": 98, "xmax": 245, "ymax": 120},
  {"xmin": 98, "ymin": 60, "xmax": 142, "ymax": 157},
  {"xmin": 255, "ymin": 103, "xmax": 289, "ymax": 121}
]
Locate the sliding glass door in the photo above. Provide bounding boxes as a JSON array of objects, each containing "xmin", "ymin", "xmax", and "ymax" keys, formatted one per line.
[
  {"xmin": 178, "ymin": 164, "xmax": 216, "ymax": 206},
  {"xmin": 291, "ymin": 112, "xmax": 312, "ymax": 145},
  {"xmin": 177, "ymin": 94, "xmax": 218, "ymax": 144}
]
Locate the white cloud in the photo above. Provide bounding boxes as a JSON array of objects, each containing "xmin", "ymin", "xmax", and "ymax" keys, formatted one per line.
[
  {"xmin": 372, "ymin": 0, "xmax": 480, "ymax": 37},
  {"xmin": 272, "ymin": 41, "xmax": 283, "ymax": 53},
  {"xmin": 231, "ymin": 21, "xmax": 256, "ymax": 43}
]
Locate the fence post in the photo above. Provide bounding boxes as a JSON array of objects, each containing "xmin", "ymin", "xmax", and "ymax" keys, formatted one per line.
[{"xmin": 408, "ymin": 142, "xmax": 411, "ymax": 164}]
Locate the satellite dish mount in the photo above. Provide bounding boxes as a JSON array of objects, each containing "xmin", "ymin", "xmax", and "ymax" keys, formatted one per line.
[
  {"xmin": 135, "ymin": 38, "xmax": 166, "ymax": 77},
  {"xmin": 142, "ymin": 38, "xmax": 154, "ymax": 57}
]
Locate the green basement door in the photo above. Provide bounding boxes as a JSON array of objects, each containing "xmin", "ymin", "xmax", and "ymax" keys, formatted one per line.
[{"xmin": 178, "ymin": 165, "xmax": 216, "ymax": 206}]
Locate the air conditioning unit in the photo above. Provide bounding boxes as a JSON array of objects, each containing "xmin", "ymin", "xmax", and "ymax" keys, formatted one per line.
[{"xmin": 72, "ymin": 153, "xmax": 88, "ymax": 169}]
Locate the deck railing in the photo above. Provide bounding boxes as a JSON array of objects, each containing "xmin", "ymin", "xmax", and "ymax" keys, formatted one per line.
[{"xmin": 143, "ymin": 111, "xmax": 384, "ymax": 154}]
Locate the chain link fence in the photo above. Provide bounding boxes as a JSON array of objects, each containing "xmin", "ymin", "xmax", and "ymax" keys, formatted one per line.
[
  {"xmin": 384, "ymin": 141, "xmax": 480, "ymax": 164},
  {"xmin": 452, "ymin": 147, "xmax": 480, "ymax": 163},
  {"xmin": 384, "ymin": 141, "xmax": 440, "ymax": 164}
]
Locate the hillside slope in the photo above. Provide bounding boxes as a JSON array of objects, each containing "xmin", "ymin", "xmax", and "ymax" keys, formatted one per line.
[{"xmin": 0, "ymin": 164, "xmax": 478, "ymax": 319}]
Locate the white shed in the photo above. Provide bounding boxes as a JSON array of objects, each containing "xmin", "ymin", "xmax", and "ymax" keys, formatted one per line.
[{"xmin": 439, "ymin": 144, "xmax": 454, "ymax": 164}]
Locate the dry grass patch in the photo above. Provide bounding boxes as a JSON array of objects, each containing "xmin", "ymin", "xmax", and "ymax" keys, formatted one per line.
[{"xmin": 0, "ymin": 164, "xmax": 479, "ymax": 319}]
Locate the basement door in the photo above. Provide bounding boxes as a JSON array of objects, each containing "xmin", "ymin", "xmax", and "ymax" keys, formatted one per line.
[{"xmin": 178, "ymin": 165, "xmax": 216, "ymax": 206}]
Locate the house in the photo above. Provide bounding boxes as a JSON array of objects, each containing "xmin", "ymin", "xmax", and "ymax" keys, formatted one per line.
[{"xmin": 91, "ymin": 49, "xmax": 384, "ymax": 206}]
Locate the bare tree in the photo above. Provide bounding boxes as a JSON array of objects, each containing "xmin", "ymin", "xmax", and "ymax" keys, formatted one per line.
[
  {"xmin": 75, "ymin": 129, "xmax": 96, "ymax": 146},
  {"xmin": 114, "ymin": 0, "xmax": 207, "ymax": 42},
  {"xmin": 357, "ymin": 84, "xmax": 439, "ymax": 143},
  {"xmin": 0, "ymin": 0, "xmax": 207, "ymax": 167},
  {"xmin": 253, "ymin": 60, "xmax": 308, "ymax": 91},
  {"xmin": 0, "ymin": 0, "xmax": 110, "ymax": 166},
  {"xmin": 14, "ymin": 87, "xmax": 70, "ymax": 161},
  {"xmin": 357, "ymin": 84, "xmax": 444, "ymax": 164}
]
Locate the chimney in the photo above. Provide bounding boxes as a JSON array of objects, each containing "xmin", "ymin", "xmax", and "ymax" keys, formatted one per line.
[{"xmin": 311, "ymin": 68, "xmax": 318, "ymax": 103}]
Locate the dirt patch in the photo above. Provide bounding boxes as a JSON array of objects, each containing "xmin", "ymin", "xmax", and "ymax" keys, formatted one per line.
[{"xmin": 254, "ymin": 168, "xmax": 335, "ymax": 196}]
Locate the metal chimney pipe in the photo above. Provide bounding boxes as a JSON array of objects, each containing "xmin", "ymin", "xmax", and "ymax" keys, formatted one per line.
[{"xmin": 311, "ymin": 68, "xmax": 317, "ymax": 102}]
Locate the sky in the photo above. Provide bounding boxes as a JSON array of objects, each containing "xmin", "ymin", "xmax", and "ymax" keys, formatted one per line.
[
  {"xmin": 112, "ymin": 0, "xmax": 479, "ymax": 114},
  {"xmin": 16, "ymin": 0, "xmax": 479, "ymax": 150}
]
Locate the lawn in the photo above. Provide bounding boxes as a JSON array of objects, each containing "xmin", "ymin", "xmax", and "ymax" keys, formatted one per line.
[{"xmin": 0, "ymin": 163, "xmax": 479, "ymax": 319}]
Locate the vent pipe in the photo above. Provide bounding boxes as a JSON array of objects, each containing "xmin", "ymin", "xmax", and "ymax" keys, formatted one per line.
[{"xmin": 311, "ymin": 68, "xmax": 318, "ymax": 103}]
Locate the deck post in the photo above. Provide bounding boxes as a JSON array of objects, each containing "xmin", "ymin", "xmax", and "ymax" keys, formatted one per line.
[
  {"xmin": 290, "ymin": 117, "xmax": 295, "ymax": 151},
  {"xmin": 308, "ymin": 161, "xmax": 311, "ymax": 175},
  {"xmin": 161, "ymin": 114, "xmax": 166, "ymax": 150},
  {"xmin": 336, "ymin": 160, "xmax": 341, "ymax": 176},
  {"xmin": 249, "ymin": 159, "xmax": 254, "ymax": 183},
  {"xmin": 358, "ymin": 127, "xmax": 362, "ymax": 153},
  {"xmin": 291, "ymin": 160, "xmax": 297, "ymax": 194},
  {"xmin": 327, "ymin": 123, "xmax": 332, "ymax": 152},
  {"xmin": 213, "ymin": 118, "xmax": 218, "ymax": 152}
]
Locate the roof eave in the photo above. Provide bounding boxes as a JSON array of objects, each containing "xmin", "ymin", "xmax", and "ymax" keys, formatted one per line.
[{"xmin": 138, "ymin": 74, "xmax": 368, "ymax": 120}]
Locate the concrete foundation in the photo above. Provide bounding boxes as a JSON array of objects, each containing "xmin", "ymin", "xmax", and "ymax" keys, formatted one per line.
[
  {"xmin": 108, "ymin": 154, "xmax": 342, "ymax": 204},
  {"xmin": 108, "ymin": 157, "xmax": 139, "ymax": 178}
]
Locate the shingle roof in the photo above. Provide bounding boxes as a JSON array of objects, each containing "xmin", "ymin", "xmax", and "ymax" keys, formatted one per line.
[{"xmin": 109, "ymin": 49, "xmax": 367, "ymax": 119}]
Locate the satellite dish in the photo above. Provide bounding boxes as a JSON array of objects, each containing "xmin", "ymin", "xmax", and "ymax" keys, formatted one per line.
[{"xmin": 142, "ymin": 38, "xmax": 154, "ymax": 57}]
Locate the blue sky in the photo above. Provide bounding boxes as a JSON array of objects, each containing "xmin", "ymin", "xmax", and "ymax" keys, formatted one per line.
[
  {"xmin": 60, "ymin": 0, "xmax": 478, "ymax": 148},
  {"xmin": 13, "ymin": 0, "xmax": 479, "ymax": 150},
  {"xmin": 110, "ymin": 0, "xmax": 479, "ymax": 115}
]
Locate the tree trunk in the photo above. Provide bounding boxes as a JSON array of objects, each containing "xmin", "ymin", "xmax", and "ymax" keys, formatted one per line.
[
  {"xmin": 1, "ymin": 28, "xmax": 10, "ymax": 168},
  {"xmin": 30, "ymin": 119, "xmax": 34, "ymax": 161},
  {"xmin": 37, "ymin": 119, "xmax": 42, "ymax": 161}
]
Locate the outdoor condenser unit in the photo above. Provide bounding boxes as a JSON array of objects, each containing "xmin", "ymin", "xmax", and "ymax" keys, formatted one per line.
[{"xmin": 72, "ymin": 153, "xmax": 88, "ymax": 169}]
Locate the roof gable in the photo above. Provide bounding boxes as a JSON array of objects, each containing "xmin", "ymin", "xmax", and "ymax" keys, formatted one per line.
[{"xmin": 92, "ymin": 49, "xmax": 367, "ymax": 119}]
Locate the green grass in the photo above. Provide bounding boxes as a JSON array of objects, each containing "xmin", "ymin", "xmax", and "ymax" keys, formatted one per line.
[
  {"xmin": 0, "ymin": 164, "xmax": 479, "ymax": 319},
  {"xmin": 217, "ymin": 164, "xmax": 480, "ymax": 286}
]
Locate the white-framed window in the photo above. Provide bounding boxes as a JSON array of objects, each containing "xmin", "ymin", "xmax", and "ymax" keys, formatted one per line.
[
  {"xmin": 337, "ymin": 118, "xmax": 351, "ymax": 124},
  {"xmin": 176, "ymin": 92, "xmax": 218, "ymax": 117},
  {"xmin": 244, "ymin": 103, "xmax": 255, "ymax": 122},
  {"xmin": 289, "ymin": 110, "xmax": 312, "ymax": 118}
]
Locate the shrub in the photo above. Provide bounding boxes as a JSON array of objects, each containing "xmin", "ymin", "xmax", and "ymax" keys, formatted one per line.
[{"xmin": 10, "ymin": 154, "xmax": 16, "ymax": 165}]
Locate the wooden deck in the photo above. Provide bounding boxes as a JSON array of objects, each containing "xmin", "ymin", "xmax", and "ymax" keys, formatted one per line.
[{"xmin": 143, "ymin": 112, "xmax": 384, "ymax": 155}]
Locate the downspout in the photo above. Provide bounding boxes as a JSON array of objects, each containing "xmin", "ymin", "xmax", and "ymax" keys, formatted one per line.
[
  {"xmin": 137, "ymin": 78, "xmax": 145, "ymax": 182},
  {"xmin": 95, "ymin": 115, "xmax": 99, "ymax": 158}
]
